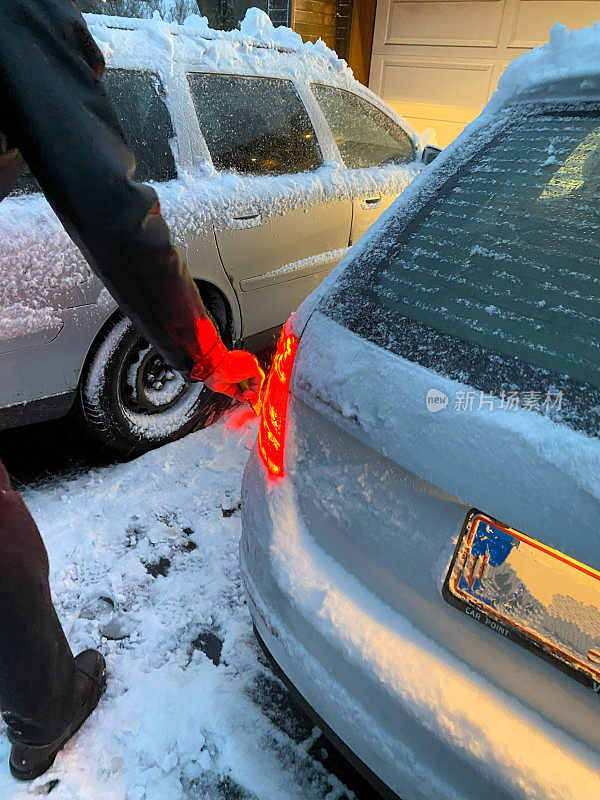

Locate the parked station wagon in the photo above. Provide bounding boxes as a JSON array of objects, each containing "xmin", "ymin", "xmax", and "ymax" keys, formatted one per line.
[{"xmin": 0, "ymin": 12, "xmax": 430, "ymax": 452}]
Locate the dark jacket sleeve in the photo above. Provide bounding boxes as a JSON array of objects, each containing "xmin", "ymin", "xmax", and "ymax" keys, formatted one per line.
[{"xmin": 0, "ymin": 0, "xmax": 211, "ymax": 375}]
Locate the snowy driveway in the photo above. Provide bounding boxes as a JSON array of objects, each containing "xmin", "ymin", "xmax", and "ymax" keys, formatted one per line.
[{"xmin": 0, "ymin": 421, "xmax": 363, "ymax": 800}]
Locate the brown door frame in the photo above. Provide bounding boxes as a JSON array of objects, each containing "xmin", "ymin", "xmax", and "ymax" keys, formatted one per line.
[
  {"xmin": 288, "ymin": 0, "xmax": 376, "ymax": 86},
  {"xmin": 347, "ymin": 0, "xmax": 377, "ymax": 86}
]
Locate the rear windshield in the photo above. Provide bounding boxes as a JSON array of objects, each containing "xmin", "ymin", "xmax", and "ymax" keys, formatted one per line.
[{"xmin": 321, "ymin": 109, "xmax": 600, "ymax": 430}]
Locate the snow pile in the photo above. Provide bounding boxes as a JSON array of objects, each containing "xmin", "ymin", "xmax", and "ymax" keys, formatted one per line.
[
  {"xmin": 87, "ymin": 8, "xmax": 348, "ymax": 76},
  {"xmin": 0, "ymin": 422, "xmax": 350, "ymax": 800},
  {"xmin": 97, "ymin": 7, "xmax": 345, "ymax": 71},
  {"xmin": 237, "ymin": 8, "xmax": 346, "ymax": 71},
  {"xmin": 490, "ymin": 21, "xmax": 600, "ymax": 111}
]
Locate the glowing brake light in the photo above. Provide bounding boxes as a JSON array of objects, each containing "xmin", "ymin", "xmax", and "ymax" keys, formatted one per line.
[{"xmin": 258, "ymin": 327, "xmax": 299, "ymax": 478}]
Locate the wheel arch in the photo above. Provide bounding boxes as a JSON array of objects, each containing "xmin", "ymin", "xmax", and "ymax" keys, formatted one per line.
[
  {"xmin": 194, "ymin": 280, "xmax": 236, "ymax": 349},
  {"xmin": 81, "ymin": 276, "xmax": 238, "ymax": 378}
]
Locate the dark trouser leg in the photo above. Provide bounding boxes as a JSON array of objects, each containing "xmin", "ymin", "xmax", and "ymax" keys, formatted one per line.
[{"xmin": 0, "ymin": 461, "xmax": 76, "ymax": 745}]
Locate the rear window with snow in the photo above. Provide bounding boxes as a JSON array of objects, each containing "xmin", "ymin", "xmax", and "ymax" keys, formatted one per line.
[
  {"xmin": 187, "ymin": 73, "xmax": 322, "ymax": 175},
  {"xmin": 312, "ymin": 84, "xmax": 414, "ymax": 168},
  {"xmin": 322, "ymin": 110, "xmax": 600, "ymax": 426}
]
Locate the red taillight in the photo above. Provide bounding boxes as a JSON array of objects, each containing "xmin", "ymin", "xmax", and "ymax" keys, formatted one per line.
[{"xmin": 258, "ymin": 327, "xmax": 299, "ymax": 478}]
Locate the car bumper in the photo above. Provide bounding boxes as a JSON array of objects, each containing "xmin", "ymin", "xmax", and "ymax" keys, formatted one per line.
[
  {"xmin": 251, "ymin": 623, "xmax": 400, "ymax": 800},
  {"xmin": 241, "ymin": 445, "xmax": 600, "ymax": 800},
  {"xmin": 241, "ymin": 447, "xmax": 457, "ymax": 800}
]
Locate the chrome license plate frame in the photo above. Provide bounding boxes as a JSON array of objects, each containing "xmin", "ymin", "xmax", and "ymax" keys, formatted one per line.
[{"xmin": 443, "ymin": 510, "xmax": 600, "ymax": 694}]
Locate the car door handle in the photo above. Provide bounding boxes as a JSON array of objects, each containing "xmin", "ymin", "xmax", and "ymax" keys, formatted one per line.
[
  {"xmin": 361, "ymin": 197, "xmax": 382, "ymax": 210},
  {"xmin": 228, "ymin": 212, "xmax": 262, "ymax": 229}
]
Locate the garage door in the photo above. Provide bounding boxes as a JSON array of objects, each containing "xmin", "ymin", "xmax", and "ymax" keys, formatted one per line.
[{"xmin": 370, "ymin": 0, "xmax": 600, "ymax": 146}]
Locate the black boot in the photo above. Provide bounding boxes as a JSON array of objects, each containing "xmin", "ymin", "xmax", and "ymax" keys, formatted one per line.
[{"xmin": 7, "ymin": 649, "xmax": 106, "ymax": 781}]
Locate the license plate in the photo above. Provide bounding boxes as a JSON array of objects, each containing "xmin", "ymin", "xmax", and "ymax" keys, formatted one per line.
[{"xmin": 443, "ymin": 510, "xmax": 600, "ymax": 692}]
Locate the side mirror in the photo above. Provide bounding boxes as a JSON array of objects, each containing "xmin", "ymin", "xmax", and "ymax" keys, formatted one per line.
[{"xmin": 422, "ymin": 145, "xmax": 442, "ymax": 165}]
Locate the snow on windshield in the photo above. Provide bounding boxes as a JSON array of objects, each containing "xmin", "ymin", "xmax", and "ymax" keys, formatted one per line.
[{"xmin": 319, "ymin": 106, "xmax": 600, "ymax": 435}]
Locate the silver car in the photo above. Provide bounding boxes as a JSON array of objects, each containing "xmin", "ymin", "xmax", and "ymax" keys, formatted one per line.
[
  {"xmin": 241, "ymin": 61, "xmax": 600, "ymax": 800},
  {"xmin": 0, "ymin": 13, "xmax": 426, "ymax": 453}
]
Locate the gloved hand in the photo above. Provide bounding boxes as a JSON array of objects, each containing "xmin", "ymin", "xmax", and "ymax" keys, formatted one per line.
[
  {"xmin": 189, "ymin": 317, "xmax": 265, "ymax": 408},
  {"xmin": 203, "ymin": 350, "xmax": 265, "ymax": 406}
]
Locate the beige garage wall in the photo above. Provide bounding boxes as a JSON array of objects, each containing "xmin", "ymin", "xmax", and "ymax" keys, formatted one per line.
[{"xmin": 370, "ymin": 0, "xmax": 600, "ymax": 146}]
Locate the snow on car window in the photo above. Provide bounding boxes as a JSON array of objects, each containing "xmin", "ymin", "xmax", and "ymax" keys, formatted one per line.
[
  {"xmin": 103, "ymin": 69, "xmax": 177, "ymax": 183},
  {"xmin": 187, "ymin": 73, "xmax": 322, "ymax": 175},
  {"xmin": 9, "ymin": 69, "xmax": 177, "ymax": 196},
  {"xmin": 312, "ymin": 84, "xmax": 415, "ymax": 168},
  {"xmin": 321, "ymin": 109, "xmax": 600, "ymax": 433}
]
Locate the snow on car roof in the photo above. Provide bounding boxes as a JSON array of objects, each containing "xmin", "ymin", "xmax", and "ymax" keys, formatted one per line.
[
  {"xmin": 489, "ymin": 21, "xmax": 600, "ymax": 112},
  {"xmin": 86, "ymin": 7, "xmax": 317, "ymax": 55},
  {"xmin": 85, "ymin": 7, "xmax": 348, "ymax": 85},
  {"xmin": 84, "ymin": 8, "xmax": 410, "ymax": 134}
]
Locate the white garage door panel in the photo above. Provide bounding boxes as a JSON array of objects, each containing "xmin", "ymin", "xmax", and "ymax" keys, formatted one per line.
[
  {"xmin": 371, "ymin": 0, "xmax": 600, "ymax": 146},
  {"xmin": 509, "ymin": 0, "xmax": 600, "ymax": 48},
  {"xmin": 387, "ymin": 0, "xmax": 504, "ymax": 47},
  {"xmin": 382, "ymin": 60, "xmax": 494, "ymax": 107}
]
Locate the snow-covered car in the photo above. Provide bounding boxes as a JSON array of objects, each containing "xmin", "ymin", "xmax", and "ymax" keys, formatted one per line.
[
  {"xmin": 241, "ymin": 23, "xmax": 600, "ymax": 800},
  {"xmin": 0, "ymin": 10, "xmax": 426, "ymax": 453}
]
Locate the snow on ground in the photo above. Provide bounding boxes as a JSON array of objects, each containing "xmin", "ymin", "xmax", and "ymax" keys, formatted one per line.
[{"xmin": 0, "ymin": 420, "xmax": 351, "ymax": 800}]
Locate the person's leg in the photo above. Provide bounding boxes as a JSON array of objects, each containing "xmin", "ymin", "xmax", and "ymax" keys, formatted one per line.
[
  {"xmin": 0, "ymin": 459, "xmax": 75, "ymax": 742},
  {"xmin": 0, "ymin": 461, "xmax": 105, "ymax": 778}
]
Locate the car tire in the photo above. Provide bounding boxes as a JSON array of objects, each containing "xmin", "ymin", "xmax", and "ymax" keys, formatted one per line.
[{"xmin": 79, "ymin": 315, "xmax": 230, "ymax": 454}]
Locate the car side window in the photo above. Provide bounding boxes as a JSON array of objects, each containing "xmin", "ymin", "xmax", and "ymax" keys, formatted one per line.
[
  {"xmin": 312, "ymin": 84, "xmax": 415, "ymax": 169},
  {"xmin": 102, "ymin": 69, "xmax": 177, "ymax": 183},
  {"xmin": 10, "ymin": 69, "xmax": 177, "ymax": 198},
  {"xmin": 187, "ymin": 73, "xmax": 322, "ymax": 175}
]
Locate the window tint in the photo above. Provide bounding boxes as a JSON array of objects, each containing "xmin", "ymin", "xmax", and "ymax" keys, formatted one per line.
[
  {"xmin": 103, "ymin": 69, "xmax": 177, "ymax": 183},
  {"xmin": 312, "ymin": 84, "xmax": 414, "ymax": 169},
  {"xmin": 322, "ymin": 111, "xmax": 600, "ymax": 403},
  {"xmin": 10, "ymin": 69, "xmax": 176, "ymax": 196},
  {"xmin": 187, "ymin": 73, "xmax": 322, "ymax": 175}
]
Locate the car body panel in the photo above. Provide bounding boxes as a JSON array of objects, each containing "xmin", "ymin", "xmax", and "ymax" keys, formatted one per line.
[
  {"xmin": 217, "ymin": 193, "xmax": 352, "ymax": 337},
  {"xmin": 179, "ymin": 225, "xmax": 243, "ymax": 342},
  {"xmin": 0, "ymin": 302, "xmax": 115, "ymax": 416},
  {"xmin": 241, "ymin": 311, "xmax": 600, "ymax": 799},
  {"xmin": 350, "ymin": 189, "xmax": 397, "ymax": 244}
]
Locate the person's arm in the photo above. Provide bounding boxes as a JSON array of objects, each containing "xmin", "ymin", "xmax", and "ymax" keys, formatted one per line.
[{"xmin": 0, "ymin": 0, "xmax": 263, "ymax": 404}]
